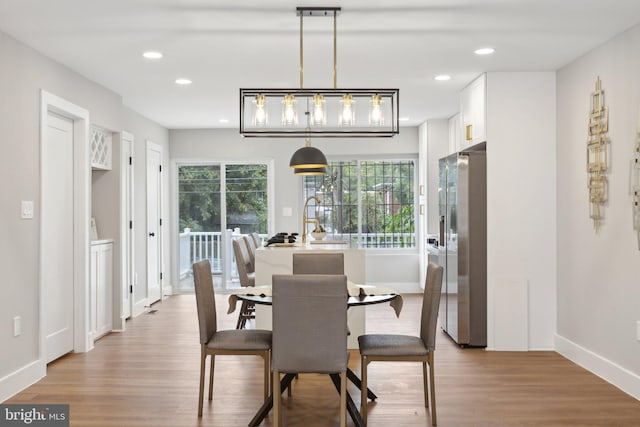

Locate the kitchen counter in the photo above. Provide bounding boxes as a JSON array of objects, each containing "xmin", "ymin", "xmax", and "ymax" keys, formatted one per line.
[{"xmin": 255, "ymin": 242, "xmax": 366, "ymax": 348}]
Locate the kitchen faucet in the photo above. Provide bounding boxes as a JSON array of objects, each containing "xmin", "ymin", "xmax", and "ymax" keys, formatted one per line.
[{"xmin": 301, "ymin": 196, "xmax": 321, "ymax": 244}]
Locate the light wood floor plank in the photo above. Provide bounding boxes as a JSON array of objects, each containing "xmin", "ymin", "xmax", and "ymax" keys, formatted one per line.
[{"xmin": 6, "ymin": 294, "xmax": 640, "ymax": 426}]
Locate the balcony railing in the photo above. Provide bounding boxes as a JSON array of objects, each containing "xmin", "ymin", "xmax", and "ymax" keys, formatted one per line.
[{"xmin": 178, "ymin": 229, "xmax": 415, "ymax": 290}]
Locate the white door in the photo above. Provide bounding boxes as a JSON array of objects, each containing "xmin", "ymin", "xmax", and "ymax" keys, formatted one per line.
[
  {"xmin": 121, "ymin": 133, "xmax": 134, "ymax": 319},
  {"xmin": 43, "ymin": 112, "xmax": 75, "ymax": 363},
  {"xmin": 146, "ymin": 142, "xmax": 163, "ymax": 304}
]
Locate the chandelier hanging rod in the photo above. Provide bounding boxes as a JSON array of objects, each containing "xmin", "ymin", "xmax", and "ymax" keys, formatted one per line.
[{"xmin": 297, "ymin": 7, "xmax": 340, "ymax": 89}]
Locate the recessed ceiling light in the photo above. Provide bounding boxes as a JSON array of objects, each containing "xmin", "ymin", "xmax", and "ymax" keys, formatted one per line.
[
  {"xmin": 219, "ymin": 119, "xmax": 229, "ymax": 124},
  {"xmin": 399, "ymin": 117, "xmax": 410, "ymax": 122},
  {"xmin": 434, "ymin": 75, "xmax": 451, "ymax": 81},
  {"xmin": 175, "ymin": 78, "xmax": 192, "ymax": 85},
  {"xmin": 143, "ymin": 51, "xmax": 163, "ymax": 59},
  {"xmin": 474, "ymin": 47, "xmax": 495, "ymax": 55}
]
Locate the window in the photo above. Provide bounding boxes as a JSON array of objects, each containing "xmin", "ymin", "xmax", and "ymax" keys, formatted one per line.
[
  {"xmin": 177, "ymin": 163, "xmax": 269, "ymax": 290},
  {"xmin": 303, "ymin": 159, "xmax": 416, "ymax": 248}
]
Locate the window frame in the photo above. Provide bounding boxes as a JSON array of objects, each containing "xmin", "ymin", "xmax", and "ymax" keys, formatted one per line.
[{"xmin": 302, "ymin": 154, "xmax": 419, "ymax": 252}]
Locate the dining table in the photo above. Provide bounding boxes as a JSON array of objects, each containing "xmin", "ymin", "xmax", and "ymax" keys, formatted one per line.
[{"xmin": 227, "ymin": 284, "xmax": 402, "ymax": 427}]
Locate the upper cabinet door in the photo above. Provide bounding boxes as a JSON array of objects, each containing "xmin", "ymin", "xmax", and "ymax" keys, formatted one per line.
[
  {"xmin": 91, "ymin": 126, "xmax": 112, "ymax": 170},
  {"xmin": 448, "ymin": 113, "xmax": 462, "ymax": 155},
  {"xmin": 460, "ymin": 74, "xmax": 486, "ymax": 149}
]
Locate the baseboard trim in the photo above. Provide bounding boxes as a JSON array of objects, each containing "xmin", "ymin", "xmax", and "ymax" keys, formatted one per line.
[
  {"xmin": 0, "ymin": 360, "xmax": 45, "ymax": 402},
  {"xmin": 554, "ymin": 333, "xmax": 640, "ymax": 400},
  {"xmin": 132, "ymin": 299, "xmax": 147, "ymax": 317}
]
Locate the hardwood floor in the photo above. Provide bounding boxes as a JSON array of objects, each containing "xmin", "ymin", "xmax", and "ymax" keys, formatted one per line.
[{"xmin": 6, "ymin": 294, "xmax": 640, "ymax": 426}]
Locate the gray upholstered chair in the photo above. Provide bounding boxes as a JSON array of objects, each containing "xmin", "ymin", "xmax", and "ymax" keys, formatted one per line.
[
  {"xmin": 358, "ymin": 262, "xmax": 444, "ymax": 426},
  {"xmin": 292, "ymin": 252, "xmax": 344, "ymax": 275},
  {"xmin": 232, "ymin": 238, "xmax": 256, "ymax": 329},
  {"xmin": 250, "ymin": 232, "xmax": 262, "ymax": 249},
  {"xmin": 192, "ymin": 260, "xmax": 272, "ymax": 416},
  {"xmin": 243, "ymin": 235, "xmax": 257, "ymax": 272},
  {"xmin": 271, "ymin": 274, "xmax": 349, "ymax": 427}
]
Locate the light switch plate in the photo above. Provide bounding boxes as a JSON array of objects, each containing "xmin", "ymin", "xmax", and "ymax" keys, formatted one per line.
[
  {"xmin": 282, "ymin": 207, "xmax": 293, "ymax": 217},
  {"xmin": 21, "ymin": 201, "xmax": 34, "ymax": 219}
]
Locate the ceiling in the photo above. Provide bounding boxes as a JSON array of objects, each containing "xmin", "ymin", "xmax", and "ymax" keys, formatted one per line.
[{"xmin": 2, "ymin": 0, "xmax": 640, "ymax": 129}]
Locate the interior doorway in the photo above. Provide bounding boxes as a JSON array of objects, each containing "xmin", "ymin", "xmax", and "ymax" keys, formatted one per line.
[
  {"xmin": 146, "ymin": 141, "xmax": 163, "ymax": 304},
  {"xmin": 39, "ymin": 91, "xmax": 91, "ymax": 364},
  {"xmin": 119, "ymin": 131, "xmax": 134, "ymax": 323}
]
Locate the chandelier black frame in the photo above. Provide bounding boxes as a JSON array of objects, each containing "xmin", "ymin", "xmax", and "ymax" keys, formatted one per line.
[{"xmin": 239, "ymin": 7, "xmax": 400, "ymax": 138}]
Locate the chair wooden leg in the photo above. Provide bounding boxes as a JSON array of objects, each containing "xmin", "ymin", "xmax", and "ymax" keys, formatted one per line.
[
  {"xmin": 198, "ymin": 348, "xmax": 206, "ymax": 417},
  {"xmin": 339, "ymin": 371, "xmax": 347, "ymax": 427},
  {"xmin": 263, "ymin": 351, "xmax": 270, "ymax": 400},
  {"xmin": 422, "ymin": 360, "xmax": 429, "ymax": 408},
  {"xmin": 360, "ymin": 356, "xmax": 368, "ymax": 424},
  {"xmin": 429, "ymin": 352, "xmax": 437, "ymax": 426},
  {"xmin": 208, "ymin": 354, "xmax": 215, "ymax": 400},
  {"xmin": 273, "ymin": 371, "xmax": 281, "ymax": 427},
  {"xmin": 236, "ymin": 300, "xmax": 247, "ymax": 329}
]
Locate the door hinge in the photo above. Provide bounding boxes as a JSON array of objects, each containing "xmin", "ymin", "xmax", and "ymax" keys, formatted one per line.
[
  {"xmin": 129, "ymin": 220, "xmax": 133, "ymax": 229},
  {"xmin": 129, "ymin": 285, "xmax": 133, "ymax": 294},
  {"xmin": 129, "ymin": 156, "xmax": 132, "ymax": 165},
  {"xmin": 160, "ymin": 272, "xmax": 163, "ymax": 280},
  {"xmin": 159, "ymin": 218, "xmax": 163, "ymax": 226},
  {"xmin": 159, "ymin": 165, "xmax": 162, "ymax": 173}
]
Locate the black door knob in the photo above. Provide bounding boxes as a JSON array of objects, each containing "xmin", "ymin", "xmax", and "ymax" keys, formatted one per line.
[{"xmin": 148, "ymin": 232, "xmax": 155, "ymax": 237}]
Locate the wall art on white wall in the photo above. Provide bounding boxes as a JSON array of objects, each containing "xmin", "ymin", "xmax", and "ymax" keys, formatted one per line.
[
  {"xmin": 632, "ymin": 123, "xmax": 640, "ymax": 249},
  {"xmin": 587, "ymin": 77, "xmax": 610, "ymax": 232}
]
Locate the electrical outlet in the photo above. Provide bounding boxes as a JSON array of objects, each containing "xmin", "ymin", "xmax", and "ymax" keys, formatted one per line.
[{"xmin": 13, "ymin": 316, "xmax": 21, "ymax": 337}]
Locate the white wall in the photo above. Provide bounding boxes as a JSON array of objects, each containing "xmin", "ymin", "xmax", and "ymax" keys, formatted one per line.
[
  {"xmin": 168, "ymin": 128, "xmax": 421, "ymax": 291},
  {"xmin": 485, "ymin": 72, "xmax": 557, "ymax": 351},
  {"xmin": 0, "ymin": 30, "xmax": 169, "ymax": 401},
  {"xmin": 555, "ymin": 24, "xmax": 640, "ymax": 398},
  {"xmin": 0, "ymin": 30, "xmax": 120, "ymax": 399}
]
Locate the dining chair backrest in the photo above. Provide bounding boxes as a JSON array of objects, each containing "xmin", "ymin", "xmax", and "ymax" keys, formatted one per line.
[
  {"xmin": 232, "ymin": 238, "xmax": 255, "ymax": 287},
  {"xmin": 243, "ymin": 235, "xmax": 257, "ymax": 271},
  {"xmin": 292, "ymin": 252, "xmax": 344, "ymax": 275},
  {"xmin": 271, "ymin": 274, "xmax": 348, "ymax": 374},
  {"xmin": 250, "ymin": 232, "xmax": 262, "ymax": 249},
  {"xmin": 420, "ymin": 262, "xmax": 444, "ymax": 352},
  {"xmin": 193, "ymin": 260, "xmax": 217, "ymax": 345}
]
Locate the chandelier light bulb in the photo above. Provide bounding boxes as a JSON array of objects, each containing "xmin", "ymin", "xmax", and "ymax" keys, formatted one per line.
[
  {"xmin": 339, "ymin": 94, "xmax": 355, "ymax": 126},
  {"xmin": 252, "ymin": 94, "xmax": 268, "ymax": 126},
  {"xmin": 310, "ymin": 94, "xmax": 326, "ymax": 126},
  {"xmin": 369, "ymin": 94, "xmax": 383, "ymax": 126},
  {"xmin": 282, "ymin": 94, "xmax": 298, "ymax": 126}
]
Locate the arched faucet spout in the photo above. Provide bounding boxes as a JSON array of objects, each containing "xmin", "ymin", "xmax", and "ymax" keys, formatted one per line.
[{"xmin": 302, "ymin": 196, "xmax": 322, "ymax": 244}]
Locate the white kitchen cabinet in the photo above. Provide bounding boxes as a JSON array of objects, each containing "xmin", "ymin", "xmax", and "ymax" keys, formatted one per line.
[
  {"xmin": 90, "ymin": 239, "xmax": 113, "ymax": 341},
  {"xmin": 448, "ymin": 113, "xmax": 462, "ymax": 154},
  {"xmin": 460, "ymin": 73, "xmax": 486, "ymax": 149},
  {"xmin": 91, "ymin": 126, "xmax": 112, "ymax": 170}
]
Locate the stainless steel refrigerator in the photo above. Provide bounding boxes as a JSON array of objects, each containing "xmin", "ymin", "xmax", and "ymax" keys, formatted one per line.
[{"xmin": 438, "ymin": 147, "xmax": 486, "ymax": 347}]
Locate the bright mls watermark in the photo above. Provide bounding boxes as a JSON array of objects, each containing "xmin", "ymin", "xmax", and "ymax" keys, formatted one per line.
[{"xmin": 0, "ymin": 405, "xmax": 69, "ymax": 426}]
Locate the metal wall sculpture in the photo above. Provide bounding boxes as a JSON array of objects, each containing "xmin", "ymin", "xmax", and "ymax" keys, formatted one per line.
[
  {"xmin": 632, "ymin": 125, "xmax": 640, "ymax": 249},
  {"xmin": 587, "ymin": 77, "xmax": 610, "ymax": 232}
]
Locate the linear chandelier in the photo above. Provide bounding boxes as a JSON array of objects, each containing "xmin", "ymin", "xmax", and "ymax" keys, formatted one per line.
[{"xmin": 239, "ymin": 7, "xmax": 399, "ymax": 138}]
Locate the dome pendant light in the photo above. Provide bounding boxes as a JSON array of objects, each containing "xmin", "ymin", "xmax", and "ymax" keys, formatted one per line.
[
  {"xmin": 289, "ymin": 137, "xmax": 327, "ymax": 174},
  {"xmin": 294, "ymin": 166, "xmax": 327, "ymax": 176}
]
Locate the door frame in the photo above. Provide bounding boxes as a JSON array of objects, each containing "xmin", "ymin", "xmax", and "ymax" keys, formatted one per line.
[
  {"xmin": 39, "ymin": 90, "xmax": 91, "ymax": 368},
  {"xmin": 118, "ymin": 131, "xmax": 134, "ymax": 328},
  {"xmin": 170, "ymin": 159, "xmax": 275, "ymax": 292}
]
